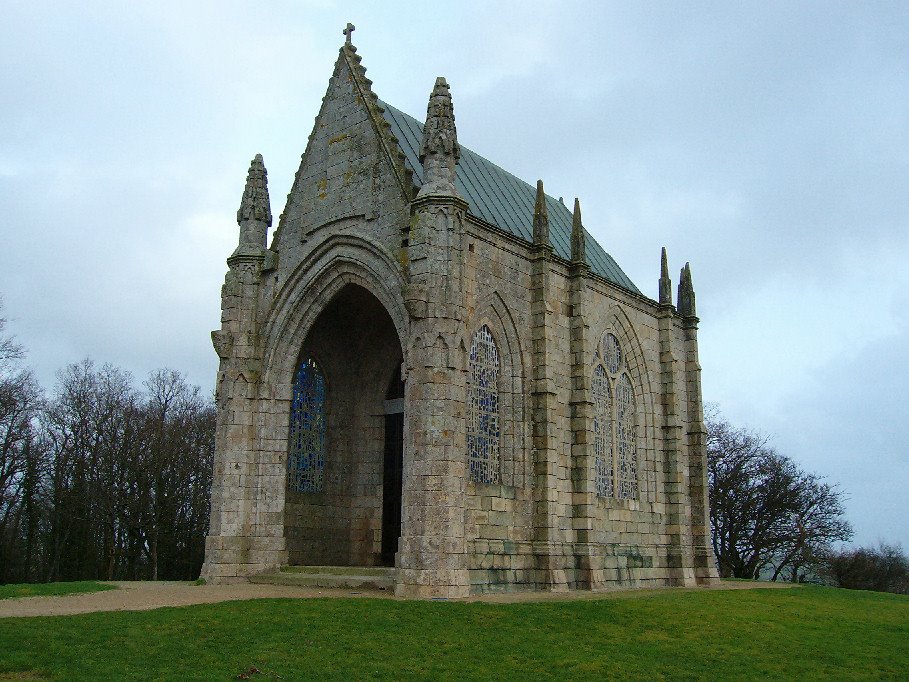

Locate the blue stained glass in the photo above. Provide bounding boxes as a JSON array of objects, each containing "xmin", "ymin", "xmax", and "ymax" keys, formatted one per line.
[
  {"xmin": 616, "ymin": 373, "xmax": 638, "ymax": 500},
  {"xmin": 593, "ymin": 364, "xmax": 614, "ymax": 497},
  {"xmin": 604, "ymin": 333, "xmax": 623, "ymax": 374},
  {"xmin": 468, "ymin": 325, "xmax": 500, "ymax": 484},
  {"xmin": 287, "ymin": 357, "xmax": 326, "ymax": 493}
]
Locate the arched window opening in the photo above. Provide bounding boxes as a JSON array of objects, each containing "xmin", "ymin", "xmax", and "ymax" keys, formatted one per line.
[
  {"xmin": 288, "ymin": 357, "xmax": 326, "ymax": 493},
  {"xmin": 468, "ymin": 325, "xmax": 500, "ymax": 484},
  {"xmin": 593, "ymin": 364, "xmax": 613, "ymax": 497},
  {"xmin": 616, "ymin": 372, "xmax": 637, "ymax": 500},
  {"xmin": 594, "ymin": 331, "xmax": 640, "ymax": 501}
]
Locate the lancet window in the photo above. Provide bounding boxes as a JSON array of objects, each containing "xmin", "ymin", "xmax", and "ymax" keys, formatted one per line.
[
  {"xmin": 467, "ymin": 325, "xmax": 500, "ymax": 484},
  {"xmin": 593, "ymin": 333, "xmax": 638, "ymax": 500},
  {"xmin": 287, "ymin": 357, "xmax": 326, "ymax": 493},
  {"xmin": 593, "ymin": 364, "xmax": 614, "ymax": 497},
  {"xmin": 616, "ymin": 373, "xmax": 637, "ymax": 499}
]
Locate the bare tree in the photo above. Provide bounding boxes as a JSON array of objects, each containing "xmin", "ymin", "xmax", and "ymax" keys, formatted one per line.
[
  {"xmin": 0, "ymin": 300, "xmax": 45, "ymax": 583},
  {"xmin": 29, "ymin": 362, "xmax": 215, "ymax": 583},
  {"xmin": 768, "ymin": 474, "xmax": 852, "ymax": 583},
  {"xmin": 140, "ymin": 369, "xmax": 213, "ymax": 580},
  {"xmin": 820, "ymin": 543, "xmax": 908, "ymax": 594},
  {"xmin": 0, "ymin": 371, "xmax": 44, "ymax": 581},
  {"xmin": 0, "ymin": 298, "xmax": 216, "ymax": 586},
  {"xmin": 41, "ymin": 360, "xmax": 133, "ymax": 580},
  {"xmin": 0, "ymin": 297, "xmax": 24, "ymax": 365},
  {"xmin": 706, "ymin": 412, "xmax": 852, "ymax": 580}
]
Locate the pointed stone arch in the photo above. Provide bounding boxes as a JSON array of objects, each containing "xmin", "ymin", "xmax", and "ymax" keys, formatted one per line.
[
  {"xmin": 253, "ymin": 234, "xmax": 410, "ymax": 566},
  {"xmin": 594, "ymin": 304, "xmax": 657, "ymax": 504},
  {"xmin": 261, "ymin": 234, "xmax": 409, "ymax": 391},
  {"xmin": 467, "ymin": 290, "xmax": 530, "ymax": 489}
]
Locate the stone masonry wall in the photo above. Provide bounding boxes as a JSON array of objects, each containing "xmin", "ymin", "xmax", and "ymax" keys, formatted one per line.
[
  {"xmin": 585, "ymin": 280, "xmax": 668, "ymax": 587},
  {"xmin": 262, "ymin": 48, "xmax": 411, "ymax": 312},
  {"xmin": 458, "ymin": 218, "xmax": 702, "ymax": 593},
  {"xmin": 462, "ymin": 224, "xmax": 535, "ymax": 591}
]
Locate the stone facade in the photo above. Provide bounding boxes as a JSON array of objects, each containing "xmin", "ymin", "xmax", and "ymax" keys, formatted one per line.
[{"xmin": 201, "ymin": 32, "xmax": 719, "ymax": 596}]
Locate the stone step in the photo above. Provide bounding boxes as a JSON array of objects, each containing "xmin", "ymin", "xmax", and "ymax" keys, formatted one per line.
[
  {"xmin": 249, "ymin": 565, "xmax": 395, "ymax": 591},
  {"xmin": 280, "ymin": 565, "xmax": 396, "ymax": 578}
]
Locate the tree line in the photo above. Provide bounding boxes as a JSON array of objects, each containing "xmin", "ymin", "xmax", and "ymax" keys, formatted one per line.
[{"xmin": 0, "ymin": 306, "xmax": 213, "ymax": 584}]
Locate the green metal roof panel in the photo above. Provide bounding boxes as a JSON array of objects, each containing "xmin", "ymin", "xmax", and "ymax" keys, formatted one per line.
[{"xmin": 379, "ymin": 101, "xmax": 641, "ymax": 295}]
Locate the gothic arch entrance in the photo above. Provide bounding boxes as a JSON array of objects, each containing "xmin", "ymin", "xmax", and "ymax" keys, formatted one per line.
[{"xmin": 284, "ymin": 283, "xmax": 404, "ymax": 567}]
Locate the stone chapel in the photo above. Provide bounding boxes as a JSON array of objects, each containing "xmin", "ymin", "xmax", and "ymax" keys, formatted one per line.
[{"xmin": 201, "ymin": 27, "xmax": 719, "ymax": 597}]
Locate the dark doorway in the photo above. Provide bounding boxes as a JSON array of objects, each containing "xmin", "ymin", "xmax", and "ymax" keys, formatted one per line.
[
  {"xmin": 284, "ymin": 284, "xmax": 405, "ymax": 568},
  {"xmin": 381, "ymin": 370, "xmax": 405, "ymax": 566}
]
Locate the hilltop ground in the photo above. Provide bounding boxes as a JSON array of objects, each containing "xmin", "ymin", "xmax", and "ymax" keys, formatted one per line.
[{"xmin": 0, "ymin": 578, "xmax": 793, "ymax": 618}]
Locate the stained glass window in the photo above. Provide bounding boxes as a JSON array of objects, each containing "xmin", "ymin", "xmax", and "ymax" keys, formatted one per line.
[
  {"xmin": 616, "ymin": 373, "xmax": 637, "ymax": 500},
  {"xmin": 594, "ymin": 333, "xmax": 639, "ymax": 502},
  {"xmin": 287, "ymin": 357, "xmax": 326, "ymax": 493},
  {"xmin": 593, "ymin": 364, "xmax": 614, "ymax": 497},
  {"xmin": 468, "ymin": 325, "xmax": 500, "ymax": 484},
  {"xmin": 604, "ymin": 333, "xmax": 623, "ymax": 374}
]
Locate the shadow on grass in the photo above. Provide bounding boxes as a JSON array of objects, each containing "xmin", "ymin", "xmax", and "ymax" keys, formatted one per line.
[{"xmin": 0, "ymin": 582, "xmax": 116, "ymax": 601}]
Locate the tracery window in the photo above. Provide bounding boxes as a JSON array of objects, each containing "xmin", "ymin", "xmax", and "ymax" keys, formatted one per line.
[
  {"xmin": 467, "ymin": 325, "xmax": 500, "ymax": 484},
  {"xmin": 616, "ymin": 373, "xmax": 637, "ymax": 500},
  {"xmin": 594, "ymin": 333, "xmax": 639, "ymax": 500},
  {"xmin": 287, "ymin": 357, "xmax": 326, "ymax": 493},
  {"xmin": 592, "ymin": 364, "xmax": 614, "ymax": 497}
]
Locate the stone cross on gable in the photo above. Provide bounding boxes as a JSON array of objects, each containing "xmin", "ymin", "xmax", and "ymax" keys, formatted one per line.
[{"xmin": 343, "ymin": 23, "xmax": 355, "ymax": 44}]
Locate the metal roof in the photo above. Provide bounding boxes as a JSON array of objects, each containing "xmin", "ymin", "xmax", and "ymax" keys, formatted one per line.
[{"xmin": 379, "ymin": 101, "xmax": 641, "ymax": 295}]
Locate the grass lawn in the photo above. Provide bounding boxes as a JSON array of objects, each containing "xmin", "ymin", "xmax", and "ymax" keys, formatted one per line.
[
  {"xmin": 0, "ymin": 581, "xmax": 115, "ymax": 601},
  {"xmin": 0, "ymin": 586, "xmax": 906, "ymax": 680}
]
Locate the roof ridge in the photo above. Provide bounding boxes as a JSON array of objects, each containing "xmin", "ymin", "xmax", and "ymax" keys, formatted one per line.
[
  {"xmin": 378, "ymin": 101, "xmax": 573, "ymax": 220},
  {"xmin": 377, "ymin": 100, "xmax": 642, "ymax": 295}
]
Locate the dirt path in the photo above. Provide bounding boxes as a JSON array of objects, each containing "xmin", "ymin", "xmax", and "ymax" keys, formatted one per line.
[
  {"xmin": 0, "ymin": 581, "xmax": 394, "ymax": 619},
  {"xmin": 0, "ymin": 580, "xmax": 794, "ymax": 619}
]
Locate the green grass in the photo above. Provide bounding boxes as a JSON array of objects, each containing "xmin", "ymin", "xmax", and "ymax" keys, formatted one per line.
[
  {"xmin": 0, "ymin": 581, "xmax": 115, "ymax": 600},
  {"xmin": 0, "ymin": 586, "xmax": 906, "ymax": 680}
]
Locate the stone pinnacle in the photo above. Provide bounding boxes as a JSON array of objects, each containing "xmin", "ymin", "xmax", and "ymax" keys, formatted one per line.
[
  {"xmin": 659, "ymin": 247, "xmax": 672, "ymax": 306},
  {"xmin": 677, "ymin": 262, "xmax": 696, "ymax": 317},
  {"xmin": 237, "ymin": 154, "xmax": 272, "ymax": 228},
  {"xmin": 571, "ymin": 198, "xmax": 586, "ymax": 264},
  {"xmin": 417, "ymin": 77, "xmax": 460, "ymax": 198},
  {"xmin": 533, "ymin": 179, "xmax": 550, "ymax": 246}
]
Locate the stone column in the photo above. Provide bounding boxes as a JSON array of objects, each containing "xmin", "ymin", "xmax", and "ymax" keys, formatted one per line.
[
  {"xmin": 657, "ymin": 251, "xmax": 696, "ymax": 586},
  {"xmin": 529, "ymin": 181, "xmax": 569, "ymax": 591},
  {"xmin": 678, "ymin": 264, "xmax": 720, "ymax": 584},
  {"xmin": 396, "ymin": 78, "xmax": 470, "ymax": 598},
  {"xmin": 202, "ymin": 155, "xmax": 287, "ymax": 582},
  {"xmin": 567, "ymin": 199, "xmax": 599, "ymax": 589}
]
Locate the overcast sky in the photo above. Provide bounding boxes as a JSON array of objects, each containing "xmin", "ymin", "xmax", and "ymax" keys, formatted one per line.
[{"xmin": 1, "ymin": 1, "xmax": 906, "ymax": 550}]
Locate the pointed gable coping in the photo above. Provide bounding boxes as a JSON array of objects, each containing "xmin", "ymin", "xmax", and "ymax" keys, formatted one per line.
[
  {"xmin": 339, "ymin": 45, "xmax": 414, "ymax": 202},
  {"xmin": 379, "ymin": 101, "xmax": 641, "ymax": 295},
  {"xmin": 270, "ymin": 45, "xmax": 414, "ymax": 249}
]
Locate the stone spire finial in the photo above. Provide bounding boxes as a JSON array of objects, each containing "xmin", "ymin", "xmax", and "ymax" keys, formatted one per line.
[
  {"xmin": 659, "ymin": 247, "xmax": 673, "ymax": 305},
  {"xmin": 677, "ymin": 262, "xmax": 696, "ymax": 316},
  {"xmin": 570, "ymin": 198, "xmax": 586, "ymax": 264},
  {"xmin": 237, "ymin": 154, "xmax": 272, "ymax": 227},
  {"xmin": 343, "ymin": 22, "xmax": 355, "ymax": 44},
  {"xmin": 235, "ymin": 154, "xmax": 271, "ymax": 253},
  {"xmin": 417, "ymin": 77, "xmax": 460, "ymax": 197},
  {"xmin": 533, "ymin": 179, "xmax": 550, "ymax": 246}
]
